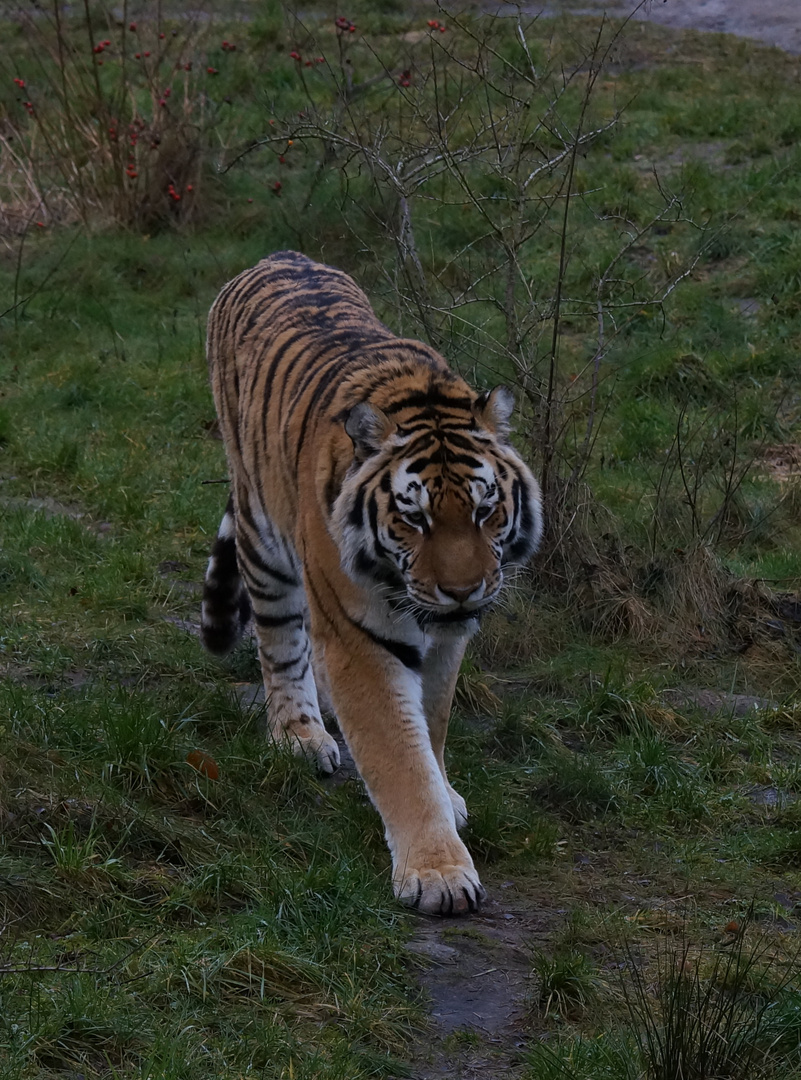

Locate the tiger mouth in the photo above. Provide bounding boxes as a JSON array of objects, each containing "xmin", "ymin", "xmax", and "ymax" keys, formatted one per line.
[{"xmin": 415, "ymin": 607, "xmax": 485, "ymax": 626}]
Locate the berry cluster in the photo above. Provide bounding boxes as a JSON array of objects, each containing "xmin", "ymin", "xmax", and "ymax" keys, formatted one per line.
[{"xmin": 289, "ymin": 51, "xmax": 325, "ymax": 66}]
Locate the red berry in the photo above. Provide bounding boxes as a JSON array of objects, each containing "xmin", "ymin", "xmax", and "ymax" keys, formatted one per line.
[
  {"xmin": 159, "ymin": 33, "xmax": 165, "ymax": 39},
  {"xmin": 272, "ymin": 181, "xmax": 282, "ymax": 192},
  {"xmin": 135, "ymin": 52, "xmax": 141, "ymax": 59},
  {"xmin": 36, "ymin": 220, "xmax": 45, "ymax": 227},
  {"xmin": 14, "ymin": 78, "xmax": 25, "ymax": 88},
  {"xmin": 316, "ymin": 56, "xmax": 325, "ymax": 63},
  {"xmin": 129, "ymin": 22, "xmax": 136, "ymax": 31},
  {"xmin": 207, "ymin": 67, "xmax": 218, "ymax": 74},
  {"xmin": 289, "ymin": 50, "xmax": 300, "ymax": 61},
  {"xmin": 439, "ymin": 25, "xmax": 446, "ymax": 32},
  {"xmin": 186, "ymin": 184, "xmax": 193, "ymax": 192},
  {"xmin": 184, "ymin": 62, "xmax": 192, "ymax": 71}
]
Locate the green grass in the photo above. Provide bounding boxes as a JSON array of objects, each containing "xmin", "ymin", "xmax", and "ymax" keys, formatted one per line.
[{"xmin": 2, "ymin": 4, "xmax": 801, "ymax": 1078}]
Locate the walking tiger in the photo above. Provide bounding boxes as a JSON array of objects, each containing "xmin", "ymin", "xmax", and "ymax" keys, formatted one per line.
[{"xmin": 201, "ymin": 251, "xmax": 542, "ymax": 914}]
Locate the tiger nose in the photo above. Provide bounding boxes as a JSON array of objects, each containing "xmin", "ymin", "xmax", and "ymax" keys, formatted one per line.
[{"xmin": 441, "ymin": 582, "xmax": 483, "ymax": 605}]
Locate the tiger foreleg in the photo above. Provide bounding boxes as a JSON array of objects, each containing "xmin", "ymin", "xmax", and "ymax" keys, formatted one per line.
[
  {"xmin": 321, "ymin": 635, "xmax": 485, "ymax": 916},
  {"xmin": 255, "ymin": 623, "xmax": 340, "ymax": 775},
  {"xmin": 237, "ymin": 519, "xmax": 340, "ymax": 775},
  {"xmin": 421, "ymin": 631, "xmax": 474, "ymax": 831}
]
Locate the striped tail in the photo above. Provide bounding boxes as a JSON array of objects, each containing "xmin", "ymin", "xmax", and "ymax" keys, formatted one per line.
[{"xmin": 200, "ymin": 495, "xmax": 251, "ymax": 656}]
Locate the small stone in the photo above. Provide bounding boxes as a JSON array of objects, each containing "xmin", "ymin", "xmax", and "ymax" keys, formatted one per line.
[{"xmin": 406, "ymin": 940, "xmax": 459, "ymax": 962}]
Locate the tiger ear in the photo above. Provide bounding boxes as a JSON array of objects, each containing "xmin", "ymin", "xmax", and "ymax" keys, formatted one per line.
[
  {"xmin": 473, "ymin": 385, "xmax": 515, "ymax": 437},
  {"xmin": 345, "ymin": 402, "xmax": 395, "ymax": 461}
]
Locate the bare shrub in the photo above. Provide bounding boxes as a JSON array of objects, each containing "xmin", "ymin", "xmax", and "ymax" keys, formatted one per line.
[{"xmin": 0, "ymin": 4, "xmax": 243, "ymax": 231}]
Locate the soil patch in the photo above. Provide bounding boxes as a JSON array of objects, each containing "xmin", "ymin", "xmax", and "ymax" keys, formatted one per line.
[
  {"xmin": 401, "ymin": 893, "xmax": 558, "ymax": 1080},
  {"xmin": 759, "ymin": 444, "xmax": 801, "ymax": 483}
]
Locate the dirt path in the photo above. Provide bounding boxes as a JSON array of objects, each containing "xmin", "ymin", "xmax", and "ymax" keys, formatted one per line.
[{"xmin": 528, "ymin": 0, "xmax": 801, "ymax": 54}]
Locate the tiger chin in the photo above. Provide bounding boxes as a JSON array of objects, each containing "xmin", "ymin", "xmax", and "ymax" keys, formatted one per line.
[{"xmin": 200, "ymin": 251, "xmax": 542, "ymax": 916}]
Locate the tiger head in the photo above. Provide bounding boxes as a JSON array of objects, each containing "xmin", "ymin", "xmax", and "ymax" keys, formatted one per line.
[{"xmin": 332, "ymin": 386, "xmax": 542, "ymax": 625}]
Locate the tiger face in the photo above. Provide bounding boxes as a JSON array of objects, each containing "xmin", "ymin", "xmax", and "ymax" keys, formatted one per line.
[{"xmin": 332, "ymin": 386, "xmax": 541, "ymax": 627}]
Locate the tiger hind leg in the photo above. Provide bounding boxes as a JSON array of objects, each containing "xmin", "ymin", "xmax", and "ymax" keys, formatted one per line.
[{"xmin": 235, "ymin": 495, "xmax": 341, "ymax": 776}]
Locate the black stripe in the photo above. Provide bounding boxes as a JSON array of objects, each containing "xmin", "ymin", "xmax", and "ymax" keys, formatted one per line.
[
  {"xmin": 258, "ymin": 330, "xmax": 314, "ymax": 427},
  {"xmin": 448, "ymin": 452, "xmax": 484, "ymax": 470},
  {"xmin": 442, "ymin": 431, "xmax": 486, "ymax": 452},
  {"xmin": 366, "ymin": 492, "xmax": 391, "ymax": 559},
  {"xmin": 272, "ymin": 652, "xmax": 306, "ymax": 673},
  {"xmin": 348, "ymin": 485, "xmax": 365, "ymax": 526},
  {"xmin": 309, "ymin": 567, "xmax": 421, "ymax": 670},
  {"xmin": 384, "ymin": 391, "xmax": 473, "ymax": 414},
  {"xmin": 253, "ymin": 611, "xmax": 304, "ymax": 629},
  {"xmin": 351, "ymin": 620, "xmax": 422, "ymax": 670},
  {"xmin": 247, "ymin": 584, "xmax": 287, "ymax": 603},
  {"xmin": 354, "ymin": 547, "xmax": 376, "ymax": 574},
  {"xmin": 518, "ymin": 474, "xmax": 535, "ymax": 534},
  {"xmin": 237, "ymin": 530, "xmax": 299, "ymax": 587}
]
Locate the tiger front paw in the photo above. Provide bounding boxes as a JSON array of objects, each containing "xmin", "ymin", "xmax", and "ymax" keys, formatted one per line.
[{"xmin": 394, "ymin": 859, "xmax": 486, "ymax": 916}]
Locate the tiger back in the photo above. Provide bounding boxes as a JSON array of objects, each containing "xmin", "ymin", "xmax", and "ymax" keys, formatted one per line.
[{"xmin": 201, "ymin": 251, "xmax": 542, "ymax": 915}]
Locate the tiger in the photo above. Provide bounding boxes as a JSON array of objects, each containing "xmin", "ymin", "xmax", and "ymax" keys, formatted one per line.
[{"xmin": 200, "ymin": 251, "xmax": 542, "ymax": 915}]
